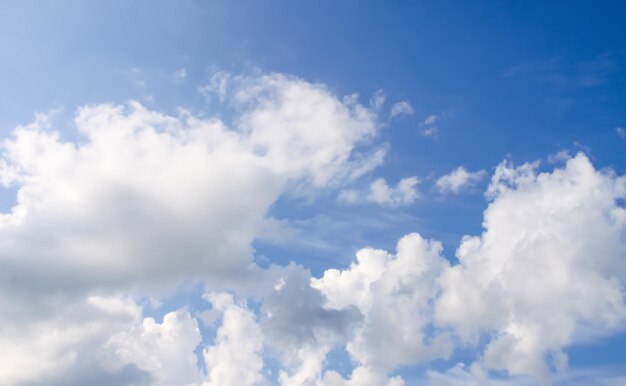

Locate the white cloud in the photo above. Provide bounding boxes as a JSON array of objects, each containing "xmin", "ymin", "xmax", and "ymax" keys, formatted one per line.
[
  {"xmin": 0, "ymin": 73, "xmax": 381, "ymax": 302},
  {"xmin": 423, "ymin": 115, "xmax": 438, "ymax": 125},
  {"xmin": 262, "ymin": 264, "xmax": 361, "ymax": 386},
  {"xmin": 435, "ymin": 166, "xmax": 487, "ymax": 193},
  {"xmin": 420, "ymin": 126, "xmax": 439, "ymax": 138},
  {"xmin": 2, "ymin": 71, "xmax": 626, "ymax": 386},
  {"xmin": 0, "ymin": 72, "xmax": 383, "ymax": 385},
  {"xmin": 103, "ymin": 309, "xmax": 203, "ymax": 386},
  {"xmin": 313, "ymin": 233, "xmax": 453, "ymax": 373},
  {"xmin": 0, "ymin": 296, "xmax": 143, "ymax": 385},
  {"xmin": 338, "ymin": 176, "xmax": 420, "ymax": 206},
  {"xmin": 390, "ymin": 101, "xmax": 414, "ymax": 118},
  {"xmin": 202, "ymin": 293, "xmax": 264, "ymax": 386},
  {"xmin": 436, "ymin": 153, "xmax": 626, "ymax": 381},
  {"xmin": 616, "ymin": 127, "xmax": 625, "ymax": 138}
]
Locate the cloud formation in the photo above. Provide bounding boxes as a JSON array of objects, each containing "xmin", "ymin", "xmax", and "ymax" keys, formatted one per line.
[{"xmin": 1, "ymin": 70, "xmax": 625, "ymax": 385}]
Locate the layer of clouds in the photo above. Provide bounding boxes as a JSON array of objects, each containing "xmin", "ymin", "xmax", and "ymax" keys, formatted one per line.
[
  {"xmin": 1, "ymin": 70, "xmax": 625, "ymax": 385},
  {"xmin": 435, "ymin": 166, "xmax": 487, "ymax": 193}
]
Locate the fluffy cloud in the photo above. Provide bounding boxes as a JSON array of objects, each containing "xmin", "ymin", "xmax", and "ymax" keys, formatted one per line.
[
  {"xmin": 2, "ymin": 70, "xmax": 626, "ymax": 386},
  {"xmin": 262, "ymin": 264, "xmax": 361, "ymax": 385},
  {"xmin": 0, "ymin": 73, "xmax": 382, "ymax": 310},
  {"xmin": 435, "ymin": 166, "xmax": 487, "ymax": 193},
  {"xmin": 202, "ymin": 293, "xmax": 264, "ymax": 386},
  {"xmin": 338, "ymin": 176, "xmax": 420, "ymax": 206},
  {"xmin": 313, "ymin": 233, "xmax": 453, "ymax": 373},
  {"xmin": 0, "ymin": 72, "xmax": 383, "ymax": 385},
  {"xmin": 102, "ymin": 310, "xmax": 202, "ymax": 386},
  {"xmin": 436, "ymin": 153, "xmax": 626, "ymax": 381}
]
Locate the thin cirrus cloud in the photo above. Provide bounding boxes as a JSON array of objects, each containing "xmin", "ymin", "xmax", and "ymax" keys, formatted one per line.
[{"xmin": 0, "ymin": 72, "xmax": 625, "ymax": 386}]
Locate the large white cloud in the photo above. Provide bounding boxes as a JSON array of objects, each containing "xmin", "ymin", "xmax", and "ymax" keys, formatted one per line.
[
  {"xmin": 313, "ymin": 233, "xmax": 453, "ymax": 373},
  {"xmin": 0, "ymin": 72, "xmax": 382, "ymax": 310},
  {"xmin": 436, "ymin": 153, "xmax": 626, "ymax": 381},
  {"xmin": 0, "ymin": 72, "xmax": 383, "ymax": 385}
]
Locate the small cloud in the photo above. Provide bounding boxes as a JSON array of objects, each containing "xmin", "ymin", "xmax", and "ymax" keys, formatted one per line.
[
  {"xmin": 173, "ymin": 68, "xmax": 187, "ymax": 82},
  {"xmin": 617, "ymin": 127, "xmax": 626, "ymax": 138},
  {"xmin": 423, "ymin": 115, "xmax": 438, "ymax": 125},
  {"xmin": 390, "ymin": 101, "xmax": 414, "ymax": 118},
  {"xmin": 338, "ymin": 177, "xmax": 420, "ymax": 206},
  {"xmin": 548, "ymin": 150, "xmax": 572, "ymax": 163},
  {"xmin": 420, "ymin": 127, "xmax": 439, "ymax": 139},
  {"xmin": 435, "ymin": 167, "xmax": 486, "ymax": 194},
  {"xmin": 370, "ymin": 90, "xmax": 386, "ymax": 110},
  {"xmin": 198, "ymin": 71, "xmax": 231, "ymax": 102}
]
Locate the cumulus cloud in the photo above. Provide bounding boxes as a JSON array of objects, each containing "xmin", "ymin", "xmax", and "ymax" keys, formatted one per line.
[
  {"xmin": 262, "ymin": 264, "xmax": 361, "ymax": 385},
  {"xmin": 2, "ymin": 71, "xmax": 626, "ymax": 386},
  {"xmin": 313, "ymin": 233, "xmax": 453, "ymax": 373},
  {"xmin": 436, "ymin": 153, "xmax": 626, "ymax": 382},
  {"xmin": 0, "ymin": 72, "xmax": 384, "ymax": 385},
  {"xmin": 390, "ymin": 101, "xmax": 414, "ymax": 118},
  {"xmin": 435, "ymin": 166, "xmax": 487, "ymax": 193},
  {"xmin": 338, "ymin": 177, "xmax": 420, "ymax": 206},
  {"xmin": 202, "ymin": 293, "xmax": 264, "ymax": 386},
  {"xmin": 102, "ymin": 310, "xmax": 203, "ymax": 386},
  {"xmin": 0, "ymin": 73, "xmax": 381, "ymax": 304}
]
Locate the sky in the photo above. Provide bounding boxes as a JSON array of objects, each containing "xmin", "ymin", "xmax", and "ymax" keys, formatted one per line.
[{"xmin": 0, "ymin": 1, "xmax": 625, "ymax": 385}]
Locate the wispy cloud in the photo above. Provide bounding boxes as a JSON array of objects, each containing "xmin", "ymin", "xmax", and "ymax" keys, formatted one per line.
[
  {"xmin": 390, "ymin": 101, "xmax": 414, "ymax": 118},
  {"xmin": 502, "ymin": 53, "xmax": 616, "ymax": 89}
]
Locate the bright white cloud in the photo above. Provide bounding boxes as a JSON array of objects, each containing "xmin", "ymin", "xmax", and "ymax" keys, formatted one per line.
[
  {"xmin": 390, "ymin": 101, "xmax": 414, "ymax": 118},
  {"xmin": 435, "ymin": 166, "xmax": 487, "ymax": 193},
  {"xmin": 202, "ymin": 293, "xmax": 264, "ymax": 386},
  {"xmin": 2, "ymin": 70, "xmax": 626, "ymax": 386},
  {"xmin": 313, "ymin": 233, "xmax": 453, "ymax": 373},
  {"xmin": 0, "ymin": 72, "xmax": 383, "ymax": 385},
  {"xmin": 436, "ymin": 153, "xmax": 626, "ymax": 381}
]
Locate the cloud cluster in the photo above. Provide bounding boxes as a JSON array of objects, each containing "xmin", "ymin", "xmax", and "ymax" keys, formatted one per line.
[
  {"xmin": 1, "ymin": 70, "xmax": 625, "ymax": 385},
  {"xmin": 0, "ymin": 72, "xmax": 384, "ymax": 385}
]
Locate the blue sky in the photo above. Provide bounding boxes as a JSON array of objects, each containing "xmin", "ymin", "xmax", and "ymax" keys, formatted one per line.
[{"xmin": 0, "ymin": 1, "xmax": 625, "ymax": 385}]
